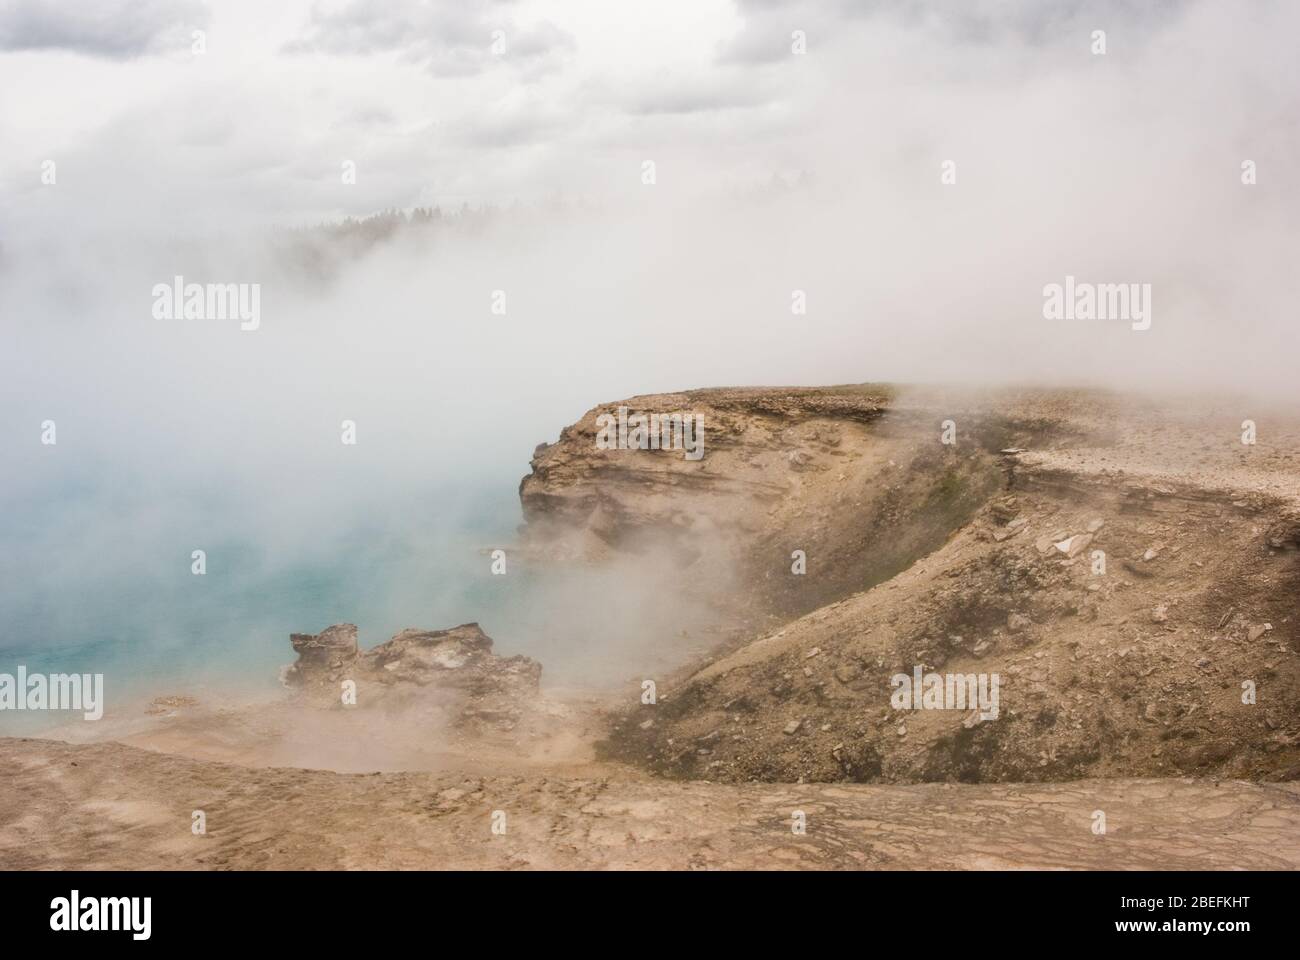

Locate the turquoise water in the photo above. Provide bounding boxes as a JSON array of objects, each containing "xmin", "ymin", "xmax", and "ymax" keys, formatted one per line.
[
  {"xmin": 0, "ymin": 453, "xmax": 701, "ymax": 731},
  {"xmin": 0, "ymin": 471, "xmax": 531, "ymax": 717}
]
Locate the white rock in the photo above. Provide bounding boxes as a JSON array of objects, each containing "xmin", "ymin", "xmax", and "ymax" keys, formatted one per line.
[{"xmin": 1054, "ymin": 533, "xmax": 1093, "ymax": 557}]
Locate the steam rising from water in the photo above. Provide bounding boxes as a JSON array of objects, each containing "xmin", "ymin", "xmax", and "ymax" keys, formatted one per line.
[{"xmin": 2, "ymin": 0, "xmax": 1298, "ymax": 719}]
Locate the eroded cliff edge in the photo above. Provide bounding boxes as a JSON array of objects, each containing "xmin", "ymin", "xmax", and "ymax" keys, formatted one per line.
[{"xmin": 518, "ymin": 384, "xmax": 1300, "ymax": 784}]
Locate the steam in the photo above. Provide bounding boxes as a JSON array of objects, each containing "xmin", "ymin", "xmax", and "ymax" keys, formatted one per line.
[{"xmin": 1, "ymin": 0, "xmax": 1298, "ymax": 718}]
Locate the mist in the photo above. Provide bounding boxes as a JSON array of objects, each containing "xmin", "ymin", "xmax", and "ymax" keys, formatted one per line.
[{"xmin": 2, "ymin": 0, "xmax": 1298, "ymax": 715}]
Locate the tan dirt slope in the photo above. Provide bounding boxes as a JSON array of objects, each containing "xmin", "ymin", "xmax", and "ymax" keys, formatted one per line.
[
  {"xmin": 517, "ymin": 386, "xmax": 1300, "ymax": 784},
  {"xmin": 2, "ymin": 738, "xmax": 1298, "ymax": 870}
]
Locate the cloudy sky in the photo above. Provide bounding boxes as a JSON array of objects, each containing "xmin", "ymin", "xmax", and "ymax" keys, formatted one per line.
[
  {"xmin": 2, "ymin": 0, "xmax": 761, "ymax": 224},
  {"xmin": 1, "ymin": 0, "xmax": 1297, "ymax": 397},
  {"xmin": 2, "ymin": 0, "xmax": 1292, "ymax": 226}
]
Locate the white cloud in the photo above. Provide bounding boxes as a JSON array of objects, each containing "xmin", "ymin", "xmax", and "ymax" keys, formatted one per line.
[
  {"xmin": 286, "ymin": 0, "xmax": 575, "ymax": 78},
  {"xmin": 0, "ymin": 0, "xmax": 208, "ymax": 59}
]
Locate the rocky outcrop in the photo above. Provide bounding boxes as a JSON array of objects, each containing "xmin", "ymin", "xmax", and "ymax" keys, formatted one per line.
[
  {"xmin": 286, "ymin": 623, "xmax": 360, "ymax": 685},
  {"xmin": 517, "ymin": 385, "xmax": 1044, "ymax": 628},
  {"xmin": 283, "ymin": 622, "xmax": 542, "ymax": 732},
  {"xmin": 586, "ymin": 390, "xmax": 1300, "ymax": 785}
]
